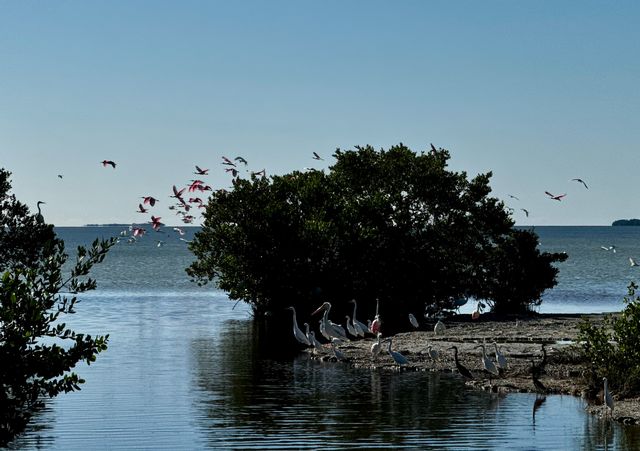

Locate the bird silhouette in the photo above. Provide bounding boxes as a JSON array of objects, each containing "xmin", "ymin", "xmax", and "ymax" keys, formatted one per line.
[
  {"xmin": 194, "ymin": 165, "xmax": 209, "ymax": 175},
  {"xmin": 571, "ymin": 178, "xmax": 588, "ymax": 189},
  {"xmin": 35, "ymin": 201, "xmax": 46, "ymax": 223},
  {"xmin": 521, "ymin": 208, "xmax": 530, "ymax": 217},
  {"xmin": 312, "ymin": 152, "xmax": 323, "ymax": 161},
  {"xmin": 545, "ymin": 191, "xmax": 566, "ymax": 201},
  {"xmin": 101, "ymin": 160, "xmax": 116, "ymax": 168},
  {"xmin": 449, "ymin": 346, "xmax": 473, "ymax": 380}
]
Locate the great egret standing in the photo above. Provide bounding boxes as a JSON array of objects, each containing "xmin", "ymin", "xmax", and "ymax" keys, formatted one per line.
[
  {"xmin": 286, "ymin": 306, "xmax": 310, "ymax": 346},
  {"xmin": 493, "ymin": 342, "xmax": 507, "ymax": 371},
  {"xmin": 349, "ymin": 300, "xmax": 368, "ymax": 336},
  {"xmin": 434, "ymin": 320, "xmax": 445, "ymax": 336},
  {"xmin": 345, "ymin": 315, "xmax": 358, "ymax": 338},
  {"xmin": 603, "ymin": 377, "xmax": 614, "ymax": 418},
  {"xmin": 476, "ymin": 345, "xmax": 499, "ymax": 385},
  {"xmin": 304, "ymin": 323, "xmax": 323, "ymax": 352},
  {"xmin": 371, "ymin": 332, "xmax": 383, "ymax": 357}
]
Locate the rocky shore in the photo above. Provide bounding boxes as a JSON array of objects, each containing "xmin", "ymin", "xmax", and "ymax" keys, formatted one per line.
[{"xmin": 313, "ymin": 313, "xmax": 640, "ymax": 426}]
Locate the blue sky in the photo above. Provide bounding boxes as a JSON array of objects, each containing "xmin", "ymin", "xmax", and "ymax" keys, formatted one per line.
[{"xmin": 1, "ymin": 1, "xmax": 639, "ymax": 226}]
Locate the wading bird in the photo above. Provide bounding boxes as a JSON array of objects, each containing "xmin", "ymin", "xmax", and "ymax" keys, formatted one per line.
[
  {"xmin": 142, "ymin": 196, "xmax": 158, "ymax": 207},
  {"xmin": 521, "ymin": 208, "xmax": 530, "ymax": 217},
  {"xmin": 101, "ymin": 160, "xmax": 116, "ymax": 168},
  {"xmin": 221, "ymin": 156, "xmax": 235, "ymax": 166},
  {"xmin": 475, "ymin": 344, "xmax": 499, "ymax": 383},
  {"xmin": 307, "ymin": 329, "xmax": 323, "ymax": 352},
  {"xmin": 312, "ymin": 302, "xmax": 348, "ymax": 341},
  {"xmin": 312, "ymin": 151, "xmax": 323, "ymax": 161},
  {"xmin": 603, "ymin": 377, "xmax": 614, "ymax": 418},
  {"xmin": 345, "ymin": 315, "xmax": 358, "ymax": 337},
  {"xmin": 571, "ymin": 178, "xmax": 589, "ymax": 189},
  {"xmin": 234, "ymin": 156, "xmax": 248, "ymax": 165},
  {"xmin": 194, "ymin": 165, "xmax": 209, "ymax": 175},
  {"xmin": 545, "ymin": 191, "xmax": 566, "ymax": 201},
  {"xmin": 434, "ymin": 319, "xmax": 446, "ymax": 336},
  {"xmin": 286, "ymin": 306, "xmax": 311, "ymax": 346},
  {"xmin": 331, "ymin": 338, "xmax": 348, "ymax": 361},
  {"xmin": 150, "ymin": 216, "xmax": 163, "ymax": 231},
  {"xmin": 493, "ymin": 342, "xmax": 507, "ymax": 371},
  {"xmin": 349, "ymin": 300, "xmax": 368, "ymax": 337},
  {"xmin": 35, "ymin": 201, "xmax": 46, "ymax": 223},
  {"xmin": 630, "ymin": 257, "xmax": 639, "ymax": 267},
  {"xmin": 531, "ymin": 360, "xmax": 546, "ymax": 393},
  {"xmin": 408, "ymin": 313, "xmax": 419, "ymax": 329},
  {"xmin": 449, "ymin": 346, "xmax": 473, "ymax": 380},
  {"xmin": 600, "ymin": 245, "xmax": 616, "ymax": 253},
  {"xmin": 426, "ymin": 345, "xmax": 439, "ymax": 361},
  {"xmin": 385, "ymin": 338, "xmax": 408, "ymax": 366},
  {"xmin": 371, "ymin": 333, "xmax": 383, "ymax": 357},
  {"xmin": 137, "ymin": 204, "xmax": 148, "ymax": 213}
]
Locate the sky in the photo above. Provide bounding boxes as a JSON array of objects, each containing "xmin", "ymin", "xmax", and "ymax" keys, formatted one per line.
[{"xmin": 1, "ymin": 1, "xmax": 639, "ymax": 226}]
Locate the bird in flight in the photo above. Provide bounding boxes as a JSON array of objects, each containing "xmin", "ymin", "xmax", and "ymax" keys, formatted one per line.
[
  {"xmin": 141, "ymin": 196, "xmax": 158, "ymax": 207},
  {"xmin": 430, "ymin": 143, "xmax": 437, "ymax": 152},
  {"xmin": 194, "ymin": 165, "xmax": 209, "ymax": 175},
  {"xmin": 57, "ymin": 174, "xmax": 63, "ymax": 179},
  {"xmin": 150, "ymin": 216, "xmax": 163, "ymax": 231},
  {"xmin": 545, "ymin": 191, "xmax": 566, "ymax": 201},
  {"xmin": 221, "ymin": 156, "xmax": 236, "ymax": 166},
  {"xmin": 312, "ymin": 152, "xmax": 323, "ymax": 161},
  {"xmin": 101, "ymin": 160, "xmax": 116, "ymax": 168},
  {"xmin": 234, "ymin": 156, "xmax": 248, "ymax": 165},
  {"xmin": 508, "ymin": 194, "xmax": 520, "ymax": 200},
  {"xmin": 521, "ymin": 208, "xmax": 530, "ymax": 217},
  {"xmin": 571, "ymin": 178, "xmax": 588, "ymax": 189},
  {"xmin": 136, "ymin": 204, "xmax": 148, "ymax": 213}
]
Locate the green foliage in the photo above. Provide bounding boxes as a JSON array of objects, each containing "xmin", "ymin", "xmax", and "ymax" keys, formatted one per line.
[
  {"xmin": 187, "ymin": 144, "xmax": 566, "ymax": 328},
  {"xmin": 579, "ymin": 282, "xmax": 640, "ymax": 397},
  {"xmin": 0, "ymin": 169, "xmax": 115, "ymax": 445}
]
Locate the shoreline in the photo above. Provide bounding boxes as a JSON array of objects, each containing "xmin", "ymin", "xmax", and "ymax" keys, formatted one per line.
[{"xmin": 312, "ymin": 313, "xmax": 640, "ymax": 425}]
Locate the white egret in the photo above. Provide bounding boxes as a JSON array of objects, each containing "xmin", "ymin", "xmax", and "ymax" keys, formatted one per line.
[
  {"xmin": 493, "ymin": 342, "xmax": 507, "ymax": 370},
  {"xmin": 345, "ymin": 315, "xmax": 358, "ymax": 337},
  {"xmin": 475, "ymin": 345, "xmax": 499, "ymax": 384},
  {"xmin": 434, "ymin": 320, "xmax": 445, "ymax": 336},
  {"xmin": 370, "ymin": 333, "xmax": 383, "ymax": 357},
  {"xmin": 319, "ymin": 319, "xmax": 330, "ymax": 341},
  {"xmin": 426, "ymin": 345, "xmax": 439, "ymax": 361},
  {"xmin": 603, "ymin": 377, "xmax": 614, "ymax": 417},
  {"xmin": 408, "ymin": 313, "xmax": 419, "ymax": 329},
  {"xmin": 385, "ymin": 338, "xmax": 409, "ymax": 366},
  {"xmin": 330, "ymin": 338, "xmax": 347, "ymax": 361},
  {"xmin": 286, "ymin": 306, "xmax": 310, "ymax": 346},
  {"xmin": 349, "ymin": 300, "xmax": 368, "ymax": 336},
  {"xmin": 449, "ymin": 346, "xmax": 474, "ymax": 380}
]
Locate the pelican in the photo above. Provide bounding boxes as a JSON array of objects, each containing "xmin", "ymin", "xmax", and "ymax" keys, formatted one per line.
[
  {"xmin": 312, "ymin": 302, "xmax": 348, "ymax": 340},
  {"xmin": 385, "ymin": 338, "xmax": 408, "ymax": 366},
  {"xmin": 493, "ymin": 342, "xmax": 507, "ymax": 370},
  {"xmin": 349, "ymin": 300, "xmax": 368, "ymax": 336},
  {"xmin": 408, "ymin": 313, "xmax": 419, "ymax": 329},
  {"xmin": 286, "ymin": 306, "xmax": 310, "ymax": 346},
  {"xmin": 371, "ymin": 333, "xmax": 383, "ymax": 357},
  {"xmin": 603, "ymin": 377, "xmax": 614, "ymax": 417},
  {"xmin": 475, "ymin": 345, "xmax": 499, "ymax": 384},
  {"xmin": 434, "ymin": 320, "xmax": 445, "ymax": 336},
  {"xmin": 426, "ymin": 345, "xmax": 439, "ymax": 361},
  {"xmin": 449, "ymin": 346, "xmax": 473, "ymax": 380}
]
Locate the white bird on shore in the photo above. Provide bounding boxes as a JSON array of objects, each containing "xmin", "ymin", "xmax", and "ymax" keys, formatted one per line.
[
  {"xmin": 286, "ymin": 306, "xmax": 310, "ymax": 346},
  {"xmin": 304, "ymin": 324, "xmax": 323, "ymax": 352},
  {"xmin": 385, "ymin": 338, "xmax": 409, "ymax": 366},
  {"xmin": 313, "ymin": 302, "xmax": 348, "ymax": 340},
  {"xmin": 476, "ymin": 344, "xmax": 499, "ymax": 384},
  {"xmin": 493, "ymin": 342, "xmax": 507, "ymax": 370},
  {"xmin": 603, "ymin": 377, "xmax": 614, "ymax": 417},
  {"xmin": 371, "ymin": 332, "xmax": 383, "ymax": 357},
  {"xmin": 408, "ymin": 313, "xmax": 419, "ymax": 329},
  {"xmin": 349, "ymin": 300, "xmax": 368, "ymax": 336},
  {"xmin": 331, "ymin": 338, "xmax": 348, "ymax": 361},
  {"xmin": 426, "ymin": 345, "xmax": 439, "ymax": 361},
  {"xmin": 345, "ymin": 315, "xmax": 358, "ymax": 337},
  {"xmin": 434, "ymin": 320, "xmax": 445, "ymax": 336}
]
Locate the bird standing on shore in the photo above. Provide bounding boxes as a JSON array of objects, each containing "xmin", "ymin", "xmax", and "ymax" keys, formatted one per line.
[
  {"xmin": 603, "ymin": 377, "xmax": 614, "ymax": 418},
  {"xmin": 434, "ymin": 320, "xmax": 445, "ymax": 336},
  {"xmin": 493, "ymin": 342, "xmax": 507, "ymax": 372},
  {"xmin": 449, "ymin": 346, "xmax": 473, "ymax": 380},
  {"xmin": 286, "ymin": 306, "xmax": 310, "ymax": 346},
  {"xmin": 408, "ymin": 313, "xmax": 419, "ymax": 328},
  {"xmin": 531, "ymin": 360, "xmax": 547, "ymax": 394},
  {"xmin": 385, "ymin": 338, "xmax": 408, "ymax": 366},
  {"xmin": 371, "ymin": 333, "xmax": 383, "ymax": 357},
  {"xmin": 475, "ymin": 344, "xmax": 499, "ymax": 384}
]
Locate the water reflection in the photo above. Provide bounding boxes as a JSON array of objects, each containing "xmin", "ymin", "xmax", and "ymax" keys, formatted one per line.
[{"xmin": 191, "ymin": 319, "xmax": 640, "ymax": 449}]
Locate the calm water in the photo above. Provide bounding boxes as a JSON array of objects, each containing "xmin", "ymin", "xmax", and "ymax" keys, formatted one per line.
[{"xmin": 6, "ymin": 226, "xmax": 640, "ymax": 450}]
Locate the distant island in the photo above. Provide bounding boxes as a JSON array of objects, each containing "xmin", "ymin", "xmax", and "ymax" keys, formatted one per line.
[
  {"xmin": 84, "ymin": 223, "xmax": 130, "ymax": 227},
  {"xmin": 612, "ymin": 219, "xmax": 640, "ymax": 226}
]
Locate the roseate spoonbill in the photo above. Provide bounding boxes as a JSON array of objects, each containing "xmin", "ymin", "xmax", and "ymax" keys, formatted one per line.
[
  {"xmin": 142, "ymin": 196, "xmax": 159, "ymax": 207},
  {"xmin": 136, "ymin": 204, "xmax": 148, "ymax": 213},
  {"xmin": 408, "ymin": 313, "xmax": 419, "ymax": 328},
  {"xmin": 101, "ymin": 160, "xmax": 116, "ymax": 168},
  {"xmin": 150, "ymin": 216, "xmax": 163, "ymax": 231},
  {"xmin": 312, "ymin": 152, "xmax": 323, "ymax": 161},
  {"xmin": 493, "ymin": 342, "xmax": 507, "ymax": 370},
  {"xmin": 371, "ymin": 333, "xmax": 383, "ymax": 357},
  {"xmin": 221, "ymin": 156, "xmax": 235, "ymax": 166},
  {"xmin": 345, "ymin": 316, "xmax": 358, "ymax": 337},
  {"xmin": 225, "ymin": 168, "xmax": 239, "ymax": 177},
  {"xmin": 603, "ymin": 377, "xmax": 614, "ymax": 417},
  {"xmin": 171, "ymin": 185, "xmax": 186, "ymax": 199},
  {"xmin": 188, "ymin": 180, "xmax": 204, "ymax": 192},
  {"xmin": 571, "ymin": 178, "xmax": 588, "ymax": 189},
  {"xmin": 35, "ymin": 201, "xmax": 46, "ymax": 223},
  {"xmin": 384, "ymin": 338, "xmax": 408, "ymax": 366},
  {"xmin": 286, "ymin": 306, "xmax": 310, "ymax": 346},
  {"xmin": 348, "ymin": 300, "xmax": 368, "ymax": 336},
  {"xmin": 312, "ymin": 302, "xmax": 348, "ymax": 340},
  {"xmin": 234, "ymin": 156, "xmax": 248, "ymax": 165},
  {"xmin": 434, "ymin": 320, "xmax": 445, "ymax": 336},
  {"xmin": 544, "ymin": 191, "xmax": 566, "ymax": 201},
  {"xmin": 132, "ymin": 227, "xmax": 146, "ymax": 237},
  {"xmin": 370, "ymin": 315, "xmax": 381, "ymax": 334},
  {"xmin": 449, "ymin": 346, "xmax": 474, "ymax": 380},
  {"xmin": 194, "ymin": 165, "xmax": 209, "ymax": 175}
]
